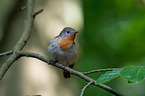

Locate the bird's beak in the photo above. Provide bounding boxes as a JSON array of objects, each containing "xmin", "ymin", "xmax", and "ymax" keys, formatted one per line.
[
  {"xmin": 67, "ymin": 31, "xmax": 78, "ymax": 41},
  {"xmin": 74, "ymin": 31, "xmax": 79, "ymax": 34}
]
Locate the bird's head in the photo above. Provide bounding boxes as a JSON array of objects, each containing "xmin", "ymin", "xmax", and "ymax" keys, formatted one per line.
[{"xmin": 59, "ymin": 27, "xmax": 78, "ymax": 41}]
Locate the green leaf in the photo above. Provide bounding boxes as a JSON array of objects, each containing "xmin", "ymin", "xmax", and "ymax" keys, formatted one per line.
[
  {"xmin": 96, "ymin": 69, "xmax": 121, "ymax": 84},
  {"xmin": 120, "ymin": 66, "xmax": 145, "ymax": 83}
]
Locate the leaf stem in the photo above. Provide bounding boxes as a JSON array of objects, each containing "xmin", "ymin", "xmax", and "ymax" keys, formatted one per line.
[{"xmin": 83, "ymin": 68, "xmax": 122, "ymax": 75}]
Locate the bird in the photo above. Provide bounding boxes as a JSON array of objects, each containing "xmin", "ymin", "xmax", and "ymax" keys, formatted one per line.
[{"xmin": 48, "ymin": 27, "xmax": 78, "ymax": 79}]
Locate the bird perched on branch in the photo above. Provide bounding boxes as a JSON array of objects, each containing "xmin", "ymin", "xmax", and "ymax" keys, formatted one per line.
[{"xmin": 48, "ymin": 27, "xmax": 78, "ymax": 78}]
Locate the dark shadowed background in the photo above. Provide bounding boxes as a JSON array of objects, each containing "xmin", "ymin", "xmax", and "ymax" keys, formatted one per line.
[{"xmin": 0, "ymin": 0, "xmax": 145, "ymax": 96}]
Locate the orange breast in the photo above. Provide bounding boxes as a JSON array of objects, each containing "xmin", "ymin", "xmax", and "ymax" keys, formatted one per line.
[{"xmin": 58, "ymin": 32, "xmax": 76, "ymax": 50}]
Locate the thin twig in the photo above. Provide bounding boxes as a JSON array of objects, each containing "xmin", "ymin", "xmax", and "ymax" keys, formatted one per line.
[
  {"xmin": 81, "ymin": 81, "xmax": 93, "ymax": 96},
  {"xmin": 17, "ymin": 51, "xmax": 123, "ymax": 96},
  {"xmin": 83, "ymin": 68, "xmax": 122, "ymax": 75},
  {"xmin": 33, "ymin": 9, "xmax": 43, "ymax": 18},
  {"xmin": 0, "ymin": 50, "xmax": 13, "ymax": 57}
]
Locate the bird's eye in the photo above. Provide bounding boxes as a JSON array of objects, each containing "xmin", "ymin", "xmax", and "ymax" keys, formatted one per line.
[{"xmin": 66, "ymin": 31, "xmax": 70, "ymax": 34}]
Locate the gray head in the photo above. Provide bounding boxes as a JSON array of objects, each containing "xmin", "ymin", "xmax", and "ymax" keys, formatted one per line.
[{"xmin": 59, "ymin": 27, "xmax": 78, "ymax": 39}]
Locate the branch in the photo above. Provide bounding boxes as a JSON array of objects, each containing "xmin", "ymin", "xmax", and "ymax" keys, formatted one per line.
[
  {"xmin": 13, "ymin": 0, "xmax": 34, "ymax": 52},
  {"xmin": 33, "ymin": 9, "xmax": 43, "ymax": 18},
  {"xmin": 17, "ymin": 51, "xmax": 123, "ymax": 96},
  {"xmin": 0, "ymin": 50, "xmax": 13, "ymax": 57},
  {"xmin": 0, "ymin": 0, "xmax": 35, "ymax": 80},
  {"xmin": 83, "ymin": 68, "xmax": 121, "ymax": 75},
  {"xmin": 18, "ymin": 51, "xmax": 93, "ymax": 82},
  {"xmin": 81, "ymin": 81, "xmax": 93, "ymax": 96}
]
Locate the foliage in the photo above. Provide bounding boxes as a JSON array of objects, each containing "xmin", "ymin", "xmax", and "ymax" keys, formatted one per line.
[
  {"xmin": 120, "ymin": 66, "xmax": 145, "ymax": 83},
  {"xmin": 96, "ymin": 69, "xmax": 121, "ymax": 84},
  {"xmin": 95, "ymin": 66, "xmax": 145, "ymax": 84}
]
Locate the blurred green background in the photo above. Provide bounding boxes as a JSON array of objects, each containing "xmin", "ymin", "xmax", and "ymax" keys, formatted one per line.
[{"xmin": 1, "ymin": 0, "xmax": 145, "ymax": 96}]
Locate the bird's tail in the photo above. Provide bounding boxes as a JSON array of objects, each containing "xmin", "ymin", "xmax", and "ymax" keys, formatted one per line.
[
  {"xmin": 63, "ymin": 64, "xmax": 74, "ymax": 79},
  {"xmin": 63, "ymin": 71, "xmax": 70, "ymax": 79}
]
